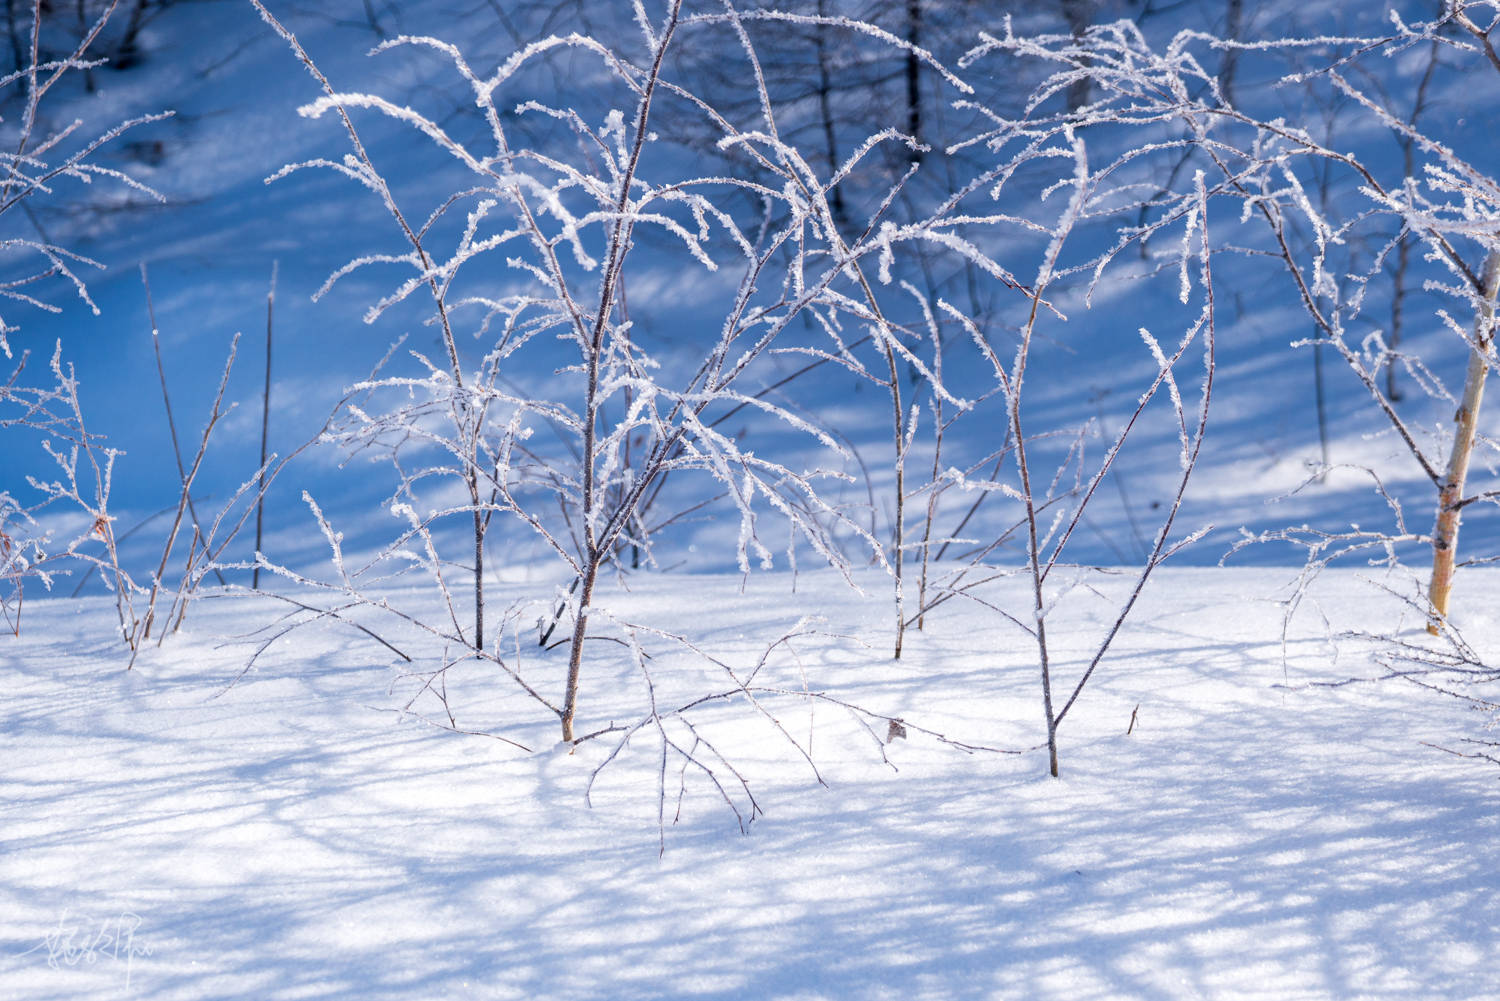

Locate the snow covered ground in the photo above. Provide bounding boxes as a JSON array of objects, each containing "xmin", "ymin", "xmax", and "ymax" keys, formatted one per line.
[{"xmin": 3, "ymin": 567, "xmax": 1497, "ymax": 1000}]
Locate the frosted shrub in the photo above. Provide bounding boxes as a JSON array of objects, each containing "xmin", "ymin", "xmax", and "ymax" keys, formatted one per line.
[
  {"xmin": 247, "ymin": 0, "xmax": 1252, "ymax": 792},
  {"xmin": 1, "ymin": 345, "xmax": 132, "ymax": 636},
  {"xmin": 1006, "ymin": 6, "xmax": 1500, "ymax": 628},
  {"xmin": 983, "ymin": 4, "xmax": 1500, "ymax": 771},
  {"xmin": 0, "ymin": 0, "xmax": 166, "ymax": 639},
  {"xmin": 247, "ymin": 0, "xmax": 997, "ymax": 816}
]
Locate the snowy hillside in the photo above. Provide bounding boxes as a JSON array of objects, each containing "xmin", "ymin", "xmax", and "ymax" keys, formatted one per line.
[{"xmin": 1, "ymin": 0, "xmax": 1491, "ymax": 576}]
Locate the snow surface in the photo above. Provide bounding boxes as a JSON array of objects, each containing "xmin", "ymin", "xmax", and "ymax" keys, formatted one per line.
[{"xmin": 3, "ymin": 568, "xmax": 1497, "ymax": 1000}]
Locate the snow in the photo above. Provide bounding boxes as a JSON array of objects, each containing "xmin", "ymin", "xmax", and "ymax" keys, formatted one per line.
[
  {"xmin": 4, "ymin": 1, "xmax": 1500, "ymax": 998},
  {"xmin": 3, "ymin": 568, "xmax": 1497, "ymax": 1000}
]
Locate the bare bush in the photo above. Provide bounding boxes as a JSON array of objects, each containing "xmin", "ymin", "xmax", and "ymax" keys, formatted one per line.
[
  {"xmin": 1, "ymin": 343, "xmax": 134, "ymax": 636},
  {"xmin": 0, "ymin": 0, "xmax": 165, "ymax": 639},
  {"xmin": 247, "ymin": 0, "xmax": 987, "ymax": 774},
  {"xmin": 985, "ymin": 3, "xmax": 1500, "ymax": 708}
]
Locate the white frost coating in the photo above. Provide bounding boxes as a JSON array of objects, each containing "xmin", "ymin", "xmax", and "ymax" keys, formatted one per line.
[
  {"xmin": 1178, "ymin": 197, "xmax": 1201, "ymax": 305},
  {"xmin": 601, "ymin": 109, "xmax": 627, "ymax": 148},
  {"xmin": 298, "ymin": 93, "xmax": 487, "ymax": 176},
  {"xmin": 1139, "ymin": 327, "xmax": 1192, "ymax": 467}
]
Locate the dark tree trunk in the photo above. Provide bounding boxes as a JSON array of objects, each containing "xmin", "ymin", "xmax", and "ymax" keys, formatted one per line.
[
  {"xmin": 814, "ymin": 0, "xmax": 848, "ymax": 228},
  {"xmin": 905, "ymin": 0, "xmax": 922, "ymax": 160},
  {"xmin": 1218, "ymin": 0, "xmax": 1243, "ymax": 104},
  {"xmin": 1061, "ymin": 0, "xmax": 1093, "ymax": 110}
]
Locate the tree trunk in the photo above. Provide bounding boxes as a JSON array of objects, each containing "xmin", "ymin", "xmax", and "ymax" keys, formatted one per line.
[
  {"xmin": 253, "ymin": 263, "xmax": 275, "ymax": 590},
  {"xmin": 905, "ymin": 0, "xmax": 922, "ymax": 160},
  {"xmin": 814, "ymin": 0, "xmax": 847, "ymax": 229},
  {"xmin": 559, "ymin": 561, "xmax": 596, "ymax": 742},
  {"xmin": 1217, "ymin": 0, "xmax": 1242, "ymax": 105},
  {"xmin": 113, "ymin": 0, "xmax": 150, "ymax": 69},
  {"xmin": 1061, "ymin": 0, "xmax": 1094, "ymax": 111},
  {"xmin": 5, "ymin": 0, "xmax": 25, "ymax": 86},
  {"xmin": 472, "ymin": 491, "xmax": 484, "ymax": 650},
  {"xmin": 1428, "ymin": 248, "xmax": 1500, "ymax": 631}
]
